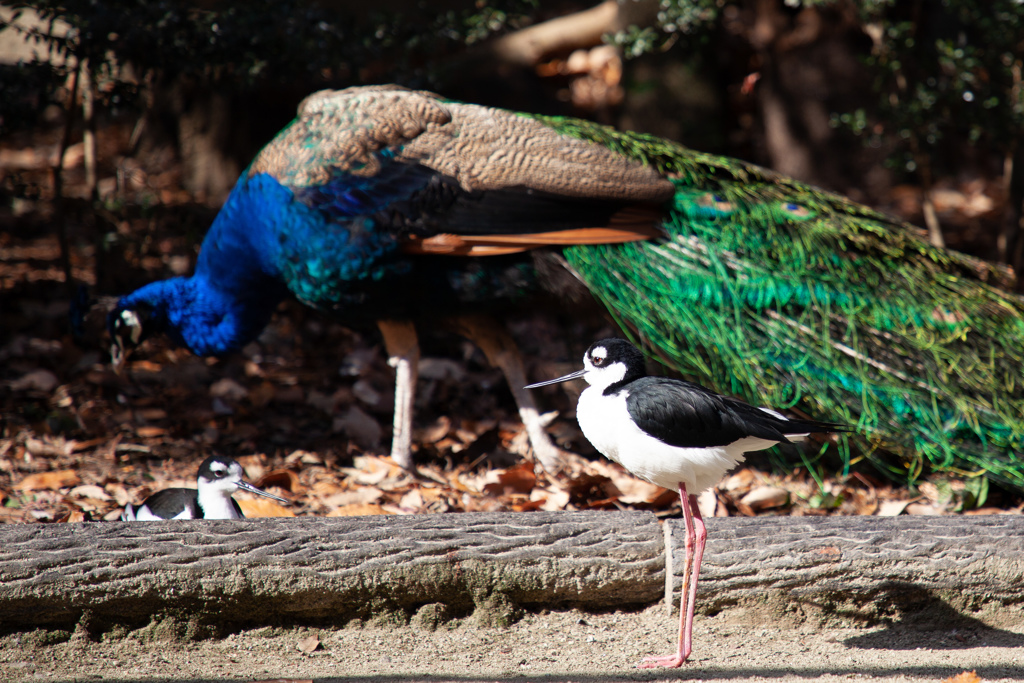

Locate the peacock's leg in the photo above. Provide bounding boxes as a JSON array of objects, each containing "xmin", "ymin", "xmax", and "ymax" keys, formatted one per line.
[
  {"xmin": 640, "ymin": 483, "xmax": 704, "ymax": 668},
  {"xmin": 376, "ymin": 319, "xmax": 420, "ymax": 470},
  {"xmin": 447, "ymin": 314, "xmax": 562, "ymax": 473}
]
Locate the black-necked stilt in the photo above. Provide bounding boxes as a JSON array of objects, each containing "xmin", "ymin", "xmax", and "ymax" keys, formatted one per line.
[
  {"xmin": 527, "ymin": 338, "xmax": 842, "ymax": 668},
  {"xmin": 121, "ymin": 454, "xmax": 288, "ymax": 520}
]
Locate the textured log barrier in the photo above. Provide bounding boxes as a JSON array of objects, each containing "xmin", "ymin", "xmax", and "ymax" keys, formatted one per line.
[
  {"xmin": 0, "ymin": 511, "xmax": 663, "ymax": 632},
  {"xmin": 2, "ymin": 513, "xmax": 1023, "ymax": 634},
  {"xmin": 668, "ymin": 515, "xmax": 1024, "ymax": 629}
]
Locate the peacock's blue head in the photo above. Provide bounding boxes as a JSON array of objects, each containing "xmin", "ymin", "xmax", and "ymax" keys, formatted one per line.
[
  {"xmin": 108, "ymin": 278, "xmax": 186, "ymax": 370},
  {"xmin": 108, "ymin": 275, "xmax": 279, "ymax": 369}
]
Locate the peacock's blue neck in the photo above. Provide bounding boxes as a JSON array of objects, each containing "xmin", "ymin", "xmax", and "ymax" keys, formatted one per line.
[
  {"xmin": 119, "ymin": 174, "xmax": 297, "ymax": 356},
  {"xmin": 195, "ymin": 173, "xmax": 294, "ymax": 287},
  {"xmin": 119, "ymin": 275, "xmax": 283, "ymax": 356}
]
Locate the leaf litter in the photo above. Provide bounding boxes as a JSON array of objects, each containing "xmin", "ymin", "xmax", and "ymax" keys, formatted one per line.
[{"xmin": 2, "ymin": 123, "xmax": 1023, "ymax": 526}]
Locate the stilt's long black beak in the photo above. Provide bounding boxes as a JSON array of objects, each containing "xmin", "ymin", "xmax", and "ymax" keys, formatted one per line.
[
  {"xmin": 525, "ymin": 369, "xmax": 587, "ymax": 389},
  {"xmin": 236, "ymin": 480, "xmax": 289, "ymax": 504}
]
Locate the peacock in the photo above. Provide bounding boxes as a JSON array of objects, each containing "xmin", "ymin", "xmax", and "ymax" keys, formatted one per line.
[{"xmin": 109, "ymin": 84, "xmax": 1024, "ymax": 490}]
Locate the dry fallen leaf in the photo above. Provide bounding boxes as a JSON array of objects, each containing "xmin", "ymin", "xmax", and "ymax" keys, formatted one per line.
[
  {"xmin": 68, "ymin": 437, "xmax": 107, "ymax": 453},
  {"xmin": 236, "ymin": 498, "xmax": 294, "ymax": 518},
  {"xmin": 210, "ymin": 377, "xmax": 248, "ymax": 400},
  {"xmin": 343, "ymin": 455, "xmax": 395, "ymax": 486},
  {"xmin": 255, "ymin": 469, "xmax": 301, "ymax": 493},
  {"xmin": 905, "ymin": 503, "xmax": 943, "ymax": 516},
  {"xmin": 414, "ymin": 415, "xmax": 451, "ymax": 444},
  {"xmin": 604, "ymin": 469, "xmax": 665, "ymax": 505},
  {"xmin": 285, "ymin": 450, "xmax": 323, "ymax": 466},
  {"xmin": 249, "ymin": 381, "xmax": 276, "ymax": 408},
  {"xmin": 10, "ymin": 369, "xmax": 60, "ymax": 393},
  {"xmin": 510, "ymin": 500, "xmax": 545, "ymax": 512},
  {"xmin": 399, "ymin": 488, "xmax": 425, "ymax": 512},
  {"xmin": 326, "ymin": 503, "xmax": 390, "ymax": 516},
  {"xmin": 67, "ymin": 484, "xmax": 112, "ymax": 501},
  {"xmin": 58, "ymin": 509, "xmax": 88, "ymax": 523},
  {"xmin": 964, "ymin": 507, "xmax": 1004, "ymax": 515},
  {"xmin": 697, "ymin": 489, "xmax": 718, "ymax": 518},
  {"xmin": 15, "ymin": 470, "xmax": 81, "ymax": 491},
  {"xmin": 323, "ymin": 487, "xmax": 384, "ymax": 508},
  {"xmin": 482, "ymin": 462, "xmax": 537, "ymax": 496},
  {"xmin": 529, "ymin": 486, "xmax": 571, "ymax": 511},
  {"xmin": 876, "ymin": 499, "xmax": 913, "ymax": 516},
  {"xmin": 720, "ymin": 468, "xmax": 757, "ymax": 494},
  {"xmin": 25, "ymin": 438, "xmax": 70, "ymax": 457},
  {"xmin": 740, "ymin": 486, "xmax": 790, "ymax": 511},
  {"xmin": 296, "ymin": 634, "xmax": 321, "ymax": 653}
]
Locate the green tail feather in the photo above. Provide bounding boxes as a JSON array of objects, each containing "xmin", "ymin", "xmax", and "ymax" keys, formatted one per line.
[{"xmin": 531, "ymin": 114, "xmax": 1024, "ymax": 490}]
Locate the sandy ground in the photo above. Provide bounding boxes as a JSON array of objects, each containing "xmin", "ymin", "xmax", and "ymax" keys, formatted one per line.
[{"xmin": 2, "ymin": 604, "xmax": 1022, "ymax": 683}]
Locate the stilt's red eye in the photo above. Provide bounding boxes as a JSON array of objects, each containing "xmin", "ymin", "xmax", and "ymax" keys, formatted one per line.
[{"xmin": 592, "ymin": 355, "xmax": 605, "ymax": 367}]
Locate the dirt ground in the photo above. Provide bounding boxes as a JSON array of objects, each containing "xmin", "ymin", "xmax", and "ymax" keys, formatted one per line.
[{"xmin": 2, "ymin": 604, "xmax": 1022, "ymax": 683}]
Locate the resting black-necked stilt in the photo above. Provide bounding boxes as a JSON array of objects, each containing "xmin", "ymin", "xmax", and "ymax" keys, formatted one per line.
[
  {"xmin": 527, "ymin": 338, "xmax": 843, "ymax": 668},
  {"xmin": 121, "ymin": 454, "xmax": 288, "ymax": 520}
]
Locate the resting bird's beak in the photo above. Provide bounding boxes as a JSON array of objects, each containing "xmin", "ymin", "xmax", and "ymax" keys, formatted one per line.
[
  {"xmin": 525, "ymin": 368, "xmax": 587, "ymax": 389},
  {"xmin": 235, "ymin": 480, "xmax": 290, "ymax": 504}
]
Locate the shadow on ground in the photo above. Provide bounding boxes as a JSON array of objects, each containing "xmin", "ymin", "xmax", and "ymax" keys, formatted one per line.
[{"xmin": 843, "ymin": 598, "xmax": 1024, "ymax": 650}]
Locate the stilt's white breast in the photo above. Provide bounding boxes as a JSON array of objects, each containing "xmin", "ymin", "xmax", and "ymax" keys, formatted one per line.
[
  {"xmin": 197, "ymin": 488, "xmax": 244, "ymax": 519},
  {"xmin": 577, "ymin": 386, "xmax": 772, "ymax": 493}
]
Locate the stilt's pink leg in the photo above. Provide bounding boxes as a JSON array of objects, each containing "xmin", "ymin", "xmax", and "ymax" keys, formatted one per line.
[
  {"xmin": 684, "ymin": 492, "xmax": 707, "ymax": 657},
  {"xmin": 640, "ymin": 483, "xmax": 705, "ymax": 669}
]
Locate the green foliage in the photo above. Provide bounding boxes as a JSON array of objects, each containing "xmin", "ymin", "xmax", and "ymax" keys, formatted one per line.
[
  {"xmin": 611, "ymin": 1, "xmax": 1024, "ymax": 190},
  {"xmin": 607, "ymin": 0, "xmax": 721, "ymax": 57},
  {"xmin": 0, "ymin": 1, "xmax": 539, "ymax": 111},
  {"xmin": 836, "ymin": 0, "xmax": 1024, "ymax": 174},
  {"xmin": 960, "ymin": 474, "xmax": 988, "ymax": 510}
]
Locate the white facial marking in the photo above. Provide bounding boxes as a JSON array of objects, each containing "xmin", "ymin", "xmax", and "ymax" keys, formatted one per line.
[
  {"xmin": 119, "ymin": 309, "xmax": 143, "ymax": 344},
  {"xmin": 581, "ymin": 346, "xmax": 626, "ymax": 391}
]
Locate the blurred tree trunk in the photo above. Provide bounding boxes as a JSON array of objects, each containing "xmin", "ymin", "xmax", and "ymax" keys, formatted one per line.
[
  {"xmin": 173, "ymin": 84, "xmax": 243, "ymax": 203},
  {"xmin": 739, "ymin": 0, "xmax": 884, "ymax": 198},
  {"xmin": 1003, "ymin": 144, "xmax": 1024, "ymax": 279},
  {"xmin": 141, "ymin": 78, "xmax": 307, "ymax": 204}
]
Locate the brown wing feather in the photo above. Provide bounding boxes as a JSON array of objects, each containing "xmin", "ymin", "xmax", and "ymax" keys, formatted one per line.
[
  {"xmin": 402, "ymin": 225, "xmax": 664, "ymax": 256},
  {"xmin": 250, "ymin": 86, "xmax": 675, "ymax": 203}
]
